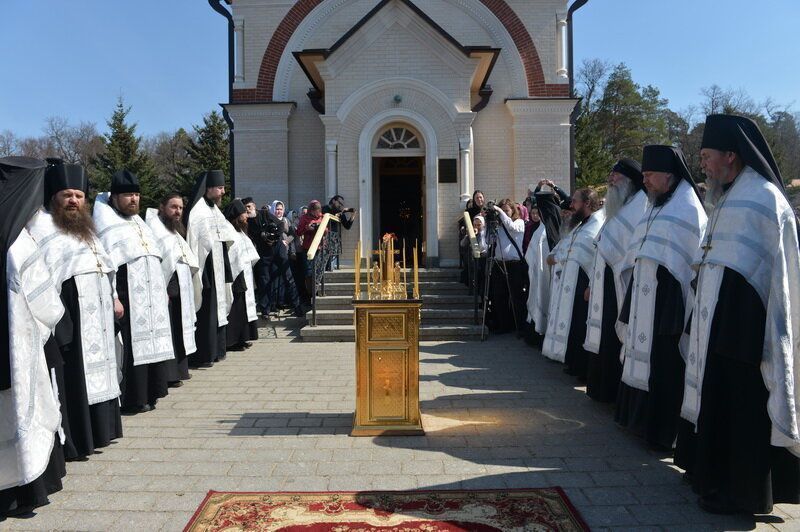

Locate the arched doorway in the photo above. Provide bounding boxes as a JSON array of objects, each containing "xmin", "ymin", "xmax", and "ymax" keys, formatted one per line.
[{"xmin": 372, "ymin": 125, "xmax": 425, "ymax": 261}]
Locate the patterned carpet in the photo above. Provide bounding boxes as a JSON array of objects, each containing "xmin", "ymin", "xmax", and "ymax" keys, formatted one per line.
[{"xmin": 184, "ymin": 489, "xmax": 589, "ymax": 531}]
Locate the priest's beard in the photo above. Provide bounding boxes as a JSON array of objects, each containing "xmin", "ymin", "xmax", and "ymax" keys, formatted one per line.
[
  {"xmin": 51, "ymin": 201, "xmax": 96, "ymax": 243},
  {"xmin": 160, "ymin": 213, "xmax": 187, "ymax": 238},
  {"xmin": 560, "ymin": 215, "xmax": 577, "ymax": 238},
  {"xmin": 234, "ymin": 217, "xmax": 248, "ymax": 233},
  {"xmin": 604, "ymin": 178, "xmax": 634, "ymax": 218},
  {"xmin": 704, "ymin": 175, "xmax": 725, "ymax": 211}
]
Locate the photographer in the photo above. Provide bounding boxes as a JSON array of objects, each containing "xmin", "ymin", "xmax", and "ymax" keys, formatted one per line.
[
  {"xmin": 296, "ymin": 200, "xmax": 327, "ymax": 302},
  {"xmin": 322, "ymin": 195, "xmax": 356, "ymax": 270},
  {"xmin": 485, "ymin": 198, "xmax": 527, "ymax": 334},
  {"xmin": 248, "ymin": 202, "xmax": 303, "ymax": 318}
]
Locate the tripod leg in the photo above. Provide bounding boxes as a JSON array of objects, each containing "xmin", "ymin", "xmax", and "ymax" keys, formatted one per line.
[{"xmin": 480, "ymin": 257, "xmax": 493, "ymax": 341}]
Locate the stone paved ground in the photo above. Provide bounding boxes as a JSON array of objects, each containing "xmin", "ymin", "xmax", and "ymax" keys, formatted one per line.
[{"xmin": 4, "ymin": 321, "xmax": 800, "ymax": 531}]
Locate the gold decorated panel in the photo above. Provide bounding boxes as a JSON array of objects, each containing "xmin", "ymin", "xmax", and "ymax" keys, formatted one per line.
[
  {"xmin": 367, "ymin": 349, "xmax": 408, "ymax": 421},
  {"xmin": 367, "ymin": 313, "xmax": 407, "ymax": 342}
]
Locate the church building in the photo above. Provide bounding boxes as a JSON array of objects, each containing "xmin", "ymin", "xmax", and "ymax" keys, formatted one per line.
[{"xmin": 222, "ymin": 0, "xmax": 578, "ymax": 266}]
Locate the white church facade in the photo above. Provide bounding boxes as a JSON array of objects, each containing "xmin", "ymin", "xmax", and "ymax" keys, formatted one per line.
[{"xmin": 223, "ymin": 0, "xmax": 578, "ymax": 266}]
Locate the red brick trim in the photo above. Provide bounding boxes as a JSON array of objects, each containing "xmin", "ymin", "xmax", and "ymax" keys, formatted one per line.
[{"xmin": 233, "ymin": 0, "xmax": 567, "ymax": 103}]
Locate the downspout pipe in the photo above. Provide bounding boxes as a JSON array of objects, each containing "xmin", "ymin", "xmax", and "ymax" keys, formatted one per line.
[
  {"xmin": 209, "ymin": 0, "xmax": 237, "ymax": 196},
  {"xmin": 567, "ymin": 0, "xmax": 589, "ymax": 192}
]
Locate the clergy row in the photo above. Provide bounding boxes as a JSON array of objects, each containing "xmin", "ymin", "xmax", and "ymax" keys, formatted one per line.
[
  {"xmin": 524, "ymin": 114, "xmax": 800, "ymax": 516},
  {"xmin": 0, "ymin": 162, "xmax": 258, "ymax": 517}
]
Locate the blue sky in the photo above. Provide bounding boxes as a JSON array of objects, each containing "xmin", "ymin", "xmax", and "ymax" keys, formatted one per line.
[{"xmin": 1, "ymin": 0, "xmax": 798, "ymax": 138}]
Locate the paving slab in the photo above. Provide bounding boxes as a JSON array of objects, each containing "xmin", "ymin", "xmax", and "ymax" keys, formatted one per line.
[{"xmin": 2, "ymin": 332, "xmax": 798, "ymax": 531}]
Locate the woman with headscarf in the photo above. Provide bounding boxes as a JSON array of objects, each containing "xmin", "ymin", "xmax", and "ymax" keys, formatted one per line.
[{"xmin": 263, "ymin": 201, "xmax": 303, "ymax": 317}]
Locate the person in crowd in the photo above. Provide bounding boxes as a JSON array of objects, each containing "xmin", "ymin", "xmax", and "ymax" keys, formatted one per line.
[
  {"xmin": 524, "ymin": 189, "xmax": 563, "ymax": 347},
  {"xmin": 615, "ymin": 146, "xmax": 706, "ymax": 452},
  {"xmin": 0, "ymin": 157, "xmax": 66, "ymax": 517},
  {"xmin": 27, "ymin": 159, "xmax": 122, "ymax": 460},
  {"xmin": 584, "ymin": 159, "xmax": 648, "ymax": 403},
  {"xmin": 485, "ymin": 199, "xmax": 527, "ymax": 334},
  {"xmin": 531, "ymin": 179, "xmax": 570, "ymax": 204},
  {"xmin": 268, "ymin": 200, "xmax": 301, "ymax": 313},
  {"xmin": 322, "ymin": 195, "xmax": 356, "ymax": 270},
  {"xmin": 541, "ymin": 188, "xmax": 604, "ymax": 382},
  {"xmin": 93, "ymin": 170, "xmax": 174, "ymax": 414},
  {"xmin": 521, "ymin": 197, "xmax": 541, "ymax": 253},
  {"xmin": 146, "ymin": 194, "xmax": 201, "ymax": 387},
  {"xmin": 460, "ymin": 214, "xmax": 487, "ymax": 296},
  {"xmin": 184, "ymin": 170, "xmax": 237, "ymax": 367},
  {"xmin": 678, "ymin": 114, "xmax": 800, "ymax": 515},
  {"xmin": 224, "ymin": 199, "xmax": 260, "ymax": 350},
  {"xmin": 296, "ymin": 200, "xmax": 327, "ymax": 301},
  {"xmin": 289, "ymin": 205, "xmax": 308, "ymax": 303},
  {"xmin": 242, "ymin": 197, "xmax": 257, "ymax": 220},
  {"xmin": 461, "ymin": 190, "xmax": 486, "ymax": 285}
]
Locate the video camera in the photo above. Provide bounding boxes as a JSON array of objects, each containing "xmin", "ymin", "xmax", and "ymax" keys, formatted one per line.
[{"xmin": 484, "ymin": 200, "xmax": 500, "ymax": 225}]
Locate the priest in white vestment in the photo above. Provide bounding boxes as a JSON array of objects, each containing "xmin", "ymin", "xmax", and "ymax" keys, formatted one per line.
[
  {"xmin": 523, "ymin": 190, "xmax": 562, "ymax": 347},
  {"xmin": 146, "ymin": 194, "xmax": 201, "ymax": 386},
  {"xmin": 615, "ymin": 145, "xmax": 706, "ymax": 452},
  {"xmin": 584, "ymin": 159, "xmax": 648, "ymax": 402},
  {"xmin": 0, "ymin": 157, "xmax": 65, "ymax": 517},
  {"xmin": 678, "ymin": 114, "xmax": 800, "ymax": 515},
  {"xmin": 541, "ymin": 189, "xmax": 604, "ymax": 383},
  {"xmin": 223, "ymin": 199, "xmax": 261, "ymax": 350},
  {"xmin": 28, "ymin": 160, "xmax": 122, "ymax": 460},
  {"xmin": 93, "ymin": 170, "xmax": 174, "ymax": 414},
  {"xmin": 185, "ymin": 170, "xmax": 237, "ymax": 366}
]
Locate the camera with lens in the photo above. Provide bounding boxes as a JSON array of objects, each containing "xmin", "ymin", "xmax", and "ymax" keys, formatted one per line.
[
  {"xmin": 484, "ymin": 201, "xmax": 499, "ymax": 224},
  {"xmin": 259, "ymin": 219, "xmax": 281, "ymax": 245}
]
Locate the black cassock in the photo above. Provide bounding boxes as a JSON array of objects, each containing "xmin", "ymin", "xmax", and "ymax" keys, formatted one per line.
[
  {"xmin": 563, "ymin": 268, "xmax": 591, "ymax": 381},
  {"xmin": 615, "ymin": 265, "xmax": 685, "ymax": 450},
  {"xmin": 117, "ymin": 264, "xmax": 170, "ymax": 410},
  {"xmin": 164, "ymin": 272, "xmax": 190, "ymax": 382},
  {"xmin": 586, "ymin": 264, "xmax": 623, "ymax": 402},
  {"xmin": 189, "ymin": 245, "xmax": 233, "ymax": 367},
  {"xmin": 677, "ymin": 268, "xmax": 800, "ymax": 513},
  {"xmin": 48, "ymin": 277, "xmax": 122, "ymax": 460},
  {"xmin": 0, "ymin": 337, "xmax": 66, "ymax": 517},
  {"xmin": 226, "ymin": 272, "xmax": 258, "ymax": 349}
]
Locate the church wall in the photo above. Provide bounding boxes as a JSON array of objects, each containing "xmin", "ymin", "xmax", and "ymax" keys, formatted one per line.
[
  {"xmin": 506, "ymin": 0, "xmax": 568, "ymax": 86},
  {"xmin": 231, "ymin": 0, "xmax": 294, "ymax": 91},
  {"xmin": 230, "ymin": 0, "xmax": 573, "ymax": 262}
]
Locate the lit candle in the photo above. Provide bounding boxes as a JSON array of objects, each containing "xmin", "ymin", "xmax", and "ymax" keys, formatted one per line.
[
  {"xmin": 402, "ymin": 239, "xmax": 407, "ymax": 297},
  {"xmin": 354, "ymin": 240, "xmax": 361, "ymax": 298}
]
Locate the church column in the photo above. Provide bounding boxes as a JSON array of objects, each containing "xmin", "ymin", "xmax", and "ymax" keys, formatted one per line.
[
  {"xmin": 325, "ymin": 140, "xmax": 338, "ymax": 200},
  {"xmin": 556, "ymin": 11, "xmax": 568, "ymax": 79},
  {"xmin": 233, "ymin": 16, "xmax": 245, "ymax": 84},
  {"xmin": 459, "ymin": 138, "xmax": 471, "ymax": 209},
  {"xmin": 223, "ymin": 103, "xmax": 295, "ymax": 204},
  {"xmin": 506, "ymin": 99, "xmax": 578, "ymax": 195}
]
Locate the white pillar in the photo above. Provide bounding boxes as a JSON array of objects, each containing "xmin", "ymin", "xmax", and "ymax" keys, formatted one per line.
[
  {"xmin": 234, "ymin": 17, "xmax": 245, "ymax": 84},
  {"xmin": 325, "ymin": 140, "xmax": 338, "ymax": 201},
  {"xmin": 556, "ymin": 12, "xmax": 568, "ymax": 79},
  {"xmin": 459, "ymin": 142, "xmax": 471, "ymax": 209}
]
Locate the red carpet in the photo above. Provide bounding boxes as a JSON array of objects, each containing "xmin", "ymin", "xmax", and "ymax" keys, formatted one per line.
[{"xmin": 184, "ymin": 488, "xmax": 589, "ymax": 531}]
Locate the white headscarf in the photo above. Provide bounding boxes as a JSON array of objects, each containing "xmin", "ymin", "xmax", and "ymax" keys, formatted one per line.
[{"xmin": 270, "ymin": 200, "xmax": 285, "ymax": 220}]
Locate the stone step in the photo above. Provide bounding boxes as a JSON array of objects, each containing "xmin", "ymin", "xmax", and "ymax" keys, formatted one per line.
[
  {"xmin": 299, "ymin": 324, "xmax": 483, "ymax": 342},
  {"xmin": 306, "ymin": 308, "xmax": 478, "ymax": 326},
  {"xmin": 320, "ymin": 281, "xmax": 469, "ymax": 296},
  {"xmin": 313, "ymin": 294, "xmax": 476, "ymax": 310},
  {"xmin": 324, "ymin": 268, "xmax": 460, "ymax": 283}
]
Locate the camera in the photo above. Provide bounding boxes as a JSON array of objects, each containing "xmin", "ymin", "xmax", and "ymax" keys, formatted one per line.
[
  {"xmin": 484, "ymin": 201, "xmax": 500, "ymax": 224},
  {"xmin": 259, "ymin": 220, "xmax": 281, "ymax": 245}
]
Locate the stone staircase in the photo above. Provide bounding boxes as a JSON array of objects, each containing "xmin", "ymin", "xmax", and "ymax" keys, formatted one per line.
[{"xmin": 299, "ymin": 268, "xmax": 483, "ymax": 341}]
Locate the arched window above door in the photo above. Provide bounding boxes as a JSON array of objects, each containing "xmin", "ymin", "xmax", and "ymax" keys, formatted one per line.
[
  {"xmin": 373, "ymin": 125, "xmax": 425, "ymax": 158},
  {"xmin": 376, "ymin": 127, "xmax": 421, "ymax": 150}
]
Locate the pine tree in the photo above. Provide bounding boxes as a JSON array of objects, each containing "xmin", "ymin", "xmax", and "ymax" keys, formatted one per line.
[
  {"xmin": 93, "ymin": 97, "xmax": 160, "ymax": 206},
  {"xmin": 183, "ymin": 110, "xmax": 230, "ymax": 194}
]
